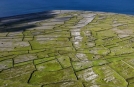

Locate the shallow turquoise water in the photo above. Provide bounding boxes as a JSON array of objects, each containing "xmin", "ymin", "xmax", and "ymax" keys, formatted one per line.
[{"xmin": 0, "ymin": 0, "xmax": 134, "ymax": 17}]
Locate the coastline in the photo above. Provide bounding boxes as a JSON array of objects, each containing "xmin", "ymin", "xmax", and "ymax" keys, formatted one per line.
[{"xmin": 1, "ymin": 10, "xmax": 134, "ymax": 25}]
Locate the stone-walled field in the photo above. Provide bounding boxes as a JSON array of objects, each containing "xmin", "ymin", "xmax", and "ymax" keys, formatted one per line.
[{"xmin": 0, "ymin": 10, "xmax": 134, "ymax": 87}]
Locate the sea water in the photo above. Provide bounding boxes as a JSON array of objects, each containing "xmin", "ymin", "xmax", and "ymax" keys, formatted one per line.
[{"xmin": 0, "ymin": 0, "xmax": 134, "ymax": 17}]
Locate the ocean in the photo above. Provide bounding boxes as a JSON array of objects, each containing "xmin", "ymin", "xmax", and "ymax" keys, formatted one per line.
[{"xmin": 0, "ymin": 0, "xmax": 134, "ymax": 17}]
